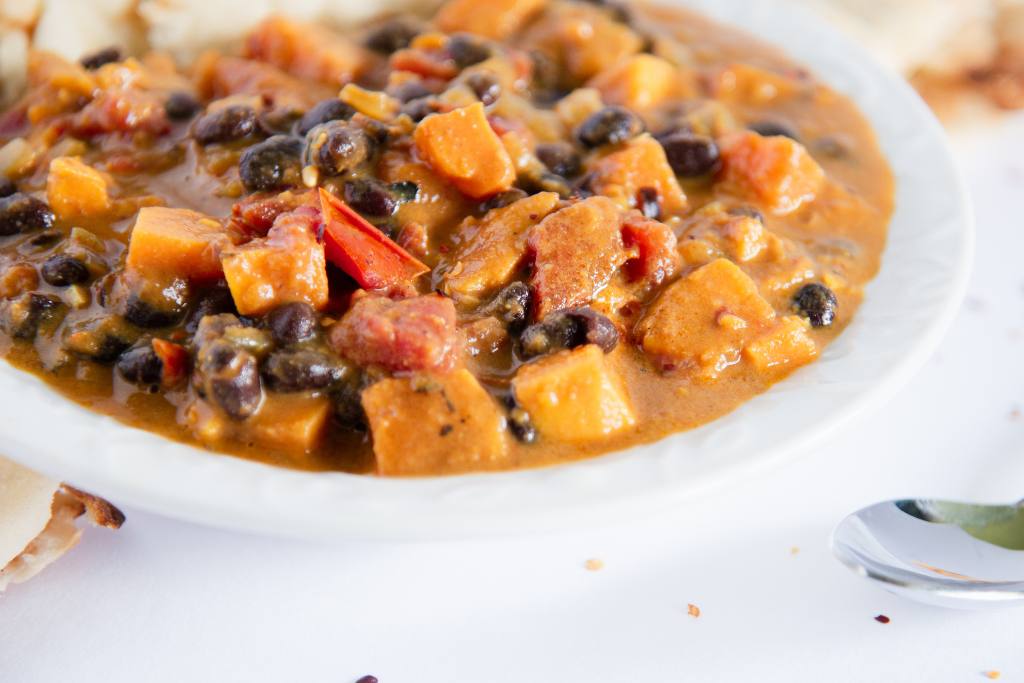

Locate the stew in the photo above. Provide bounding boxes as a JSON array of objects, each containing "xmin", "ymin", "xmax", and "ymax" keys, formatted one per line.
[{"xmin": 0, "ymin": 0, "xmax": 893, "ymax": 475}]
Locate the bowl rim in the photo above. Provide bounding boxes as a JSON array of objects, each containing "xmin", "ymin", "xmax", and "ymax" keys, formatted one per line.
[{"xmin": 0, "ymin": 0, "xmax": 974, "ymax": 539}]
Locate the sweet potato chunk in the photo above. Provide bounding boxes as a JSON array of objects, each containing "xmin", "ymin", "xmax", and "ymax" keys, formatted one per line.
[
  {"xmin": 681, "ymin": 211, "xmax": 769, "ymax": 264},
  {"xmin": 328, "ymin": 293, "xmax": 457, "ymax": 372},
  {"xmin": 244, "ymin": 16, "xmax": 368, "ymax": 87},
  {"xmin": 247, "ymin": 393, "xmax": 332, "ymax": 454},
  {"xmin": 362, "ymin": 369, "xmax": 510, "ymax": 475},
  {"xmin": 532, "ymin": 4, "xmax": 643, "ymax": 82},
  {"xmin": 588, "ymin": 135, "xmax": 687, "ymax": 216},
  {"xmin": 635, "ymin": 259, "xmax": 776, "ymax": 379},
  {"xmin": 443, "ymin": 192, "xmax": 560, "ymax": 304},
  {"xmin": 435, "ymin": 0, "xmax": 546, "ymax": 40},
  {"xmin": 220, "ymin": 206, "xmax": 328, "ymax": 315},
  {"xmin": 186, "ymin": 392, "xmax": 331, "ymax": 457},
  {"xmin": 126, "ymin": 207, "xmax": 232, "ymax": 283},
  {"xmin": 513, "ymin": 345, "xmax": 636, "ymax": 442},
  {"xmin": 718, "ymin": 131, "xmax": 825, "ymax": 215},
  {"xmin": 414, "ymin": 103, "xmax": 515, "ymax": 199},
  {"xmin": 527, "ymin": 196, "xmax": 627, "ymax": 318},
  {"xmin": 588, "ymin": 54, "xmax": 677, "ymax": 110},
  {"xmin": 743, "ymin": 315, "xmax": 818, "ymax": 375},
  {"xmin": 46, "ymin": 157, "xmax": 110, "ymax": 219},
  {"xmin": 195, "ymin": 54, "xmax": 330, "ymax": 112}
]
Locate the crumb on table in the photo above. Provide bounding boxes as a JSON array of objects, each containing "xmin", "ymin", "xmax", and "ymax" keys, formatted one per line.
[
  {"xmin": 584, "ymin": 558, "xmax": 604, "ymax": 571},
  {"xmin": 687, "ymin": 603, "xmax": 701, "ymax": 618}
]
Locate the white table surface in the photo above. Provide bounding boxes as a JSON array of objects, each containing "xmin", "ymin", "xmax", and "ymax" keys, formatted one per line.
[{"xmin": 2, "ymin": 113, "xmax": 1023, "ymax": 682}]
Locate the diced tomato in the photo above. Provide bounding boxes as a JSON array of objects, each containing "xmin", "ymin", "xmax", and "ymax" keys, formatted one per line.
[
  {"xmin": 318, "ymin": 188, "xmax": 430, "ymax": 291},
  {"xmin": 152, "ymin": 338, "xmax": 189, "ymax": 388},
  {"xmin": 390, "ymin": 49, "xmax": 459, "ymax": 81},
  {"xmin": 0, "ymin": 104, "xmax": 28, "ymax": 137},
  {"xmin": 71, "ymin": 90, "xmax": 171, "ymax": 138},
  {"xmin": 621, "ymin": 215, "xmax": 680, "ymax": 287},
  {"xmin": 230, "ymin": 190, "xmax": 317, "ymax": 237},
  {"xmin": 328, "ymin": 292, "xmax": 458, "ymax": 372}
]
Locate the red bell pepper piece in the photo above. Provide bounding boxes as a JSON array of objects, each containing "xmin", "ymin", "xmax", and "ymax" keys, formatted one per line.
[
  {"xmin": 318, "ymin": 188, "xmax": 430, "ymax": 290},
  {"xmin": 151, "ymin": 338, "xmax": 189, "ymax": 388}
]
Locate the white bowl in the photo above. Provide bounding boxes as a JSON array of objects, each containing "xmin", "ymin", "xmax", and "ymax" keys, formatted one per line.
[{"xmin": 0, "ymin": 0, "xmax": 972, "ymax": 539}]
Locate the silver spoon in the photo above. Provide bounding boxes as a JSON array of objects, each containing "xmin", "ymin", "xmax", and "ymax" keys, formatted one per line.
[{"xmin": 831, "ymin": 499, "xmax": 1024, "ymax": 609}]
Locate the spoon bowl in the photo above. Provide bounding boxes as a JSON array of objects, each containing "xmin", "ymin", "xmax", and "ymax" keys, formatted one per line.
[{"xmin": 831, "ymin": 499, "xmax": 1024, "ymax": 609}]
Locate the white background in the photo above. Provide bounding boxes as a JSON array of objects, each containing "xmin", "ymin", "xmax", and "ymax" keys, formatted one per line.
[{"xmin": 1, "ymin": 115, "xmax": 1023, "ymax": 682}]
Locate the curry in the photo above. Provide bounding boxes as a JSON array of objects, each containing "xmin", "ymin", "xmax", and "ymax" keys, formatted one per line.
[{"xmin": 0, "ymin": 0, "xmax": 893, "ymax": 476}]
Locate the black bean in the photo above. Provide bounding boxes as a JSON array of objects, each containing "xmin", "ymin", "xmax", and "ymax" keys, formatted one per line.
[
  {"xmin": 265, "ymin": 302, "xmax": 318, "ymax": 346},
  {"xmin": 485, "ymin": 282, "xmax": 531, "ymax": 328},
  {"xmin": 195, "ymin": 339, "xmax": 260, "ymax": 419},
  {"xmin": 400, "ymin": 96, "xmax": 443, "ymax": 123},
  {"xmin": 570, "ymin": 174, "xmax": 595, "ymax": 199},
  {"xmin": 581, "ymin": 0, "xmax": 634, "ymax": 24},
  {"xmin": 529, "ymin": 50, "xmax": 561, "ymax": 101},
  {"xmin": 305, "ymin": 122, "xmax": 373, "ymax": 176},
  {"xmin": 193, "ymin": 105, "xmax": 259, "ymax": 145},
  {"xmin": 165, "ymin": 91, "xmax": 200, "ymax": 120},
  {"xmin": 576, "ymin": 106, "xmax": 645, "ymax": 148},
  {"xmin": 207, "ymin": 352, "xmax": 262, "ymax": 421},
  {"xmin": 257, "ymin": 109, "xmax": 302, "ymax": 136},
  {"xmin": 749, "ymin": 120, "xmax": 799, "ymax": 141},
  {"xmin": 296, "ymin": 99, "xmax": 356, "ymax": 136},
  {"xmin": 343, "ymin": 178, "xmax": 397, "ymax": 218},
  {"xmin": 0, "ymin": 193, "xmax": 55, "ymax": 237},
  {"xmin": 813, "ymin": 136, "xmax": 849, "ymax": 159},
  {"xmin": 239, "ymin": 135, "xmax": 304, "ymax": 191},
  {"xmin": 728, "ymin": 205, "xmax": 765, "ymax": 223},
  {"xmin": 482, "ymin": 188, "xmax": 528, "ymax": 212},
  {"xmin": 505, "ymin": 397, "xmax": 537, "ymax": 444},
  {"xmin": 121, "ymin": 278, "xmax": 190, "ymax": 328},
  {"xmin": 520, "ymin": 171, "xmax": 572, "ymax": 198},
  {"xmin": 389, "ymin": 181, "xmax": 420, "ymax": 204},
  {"xmin": 27, "ymin": 231, "xmax": 62, "ymax": 249},
  {"xmin": 637, "ymin": 186, "xmax": 661, "ymax": 220},
  {"xmin": 40, "ymin": 255, "xmax": 90, "ymax": 287},
  {"xmin": 116, "ymin": 344, "xmax": 163, "ymax": 386},
  {"xmin": 464, "ymin": 72, "xmax": 501, "ymax": 106},
  {"xmin": 390, "ymin": 81, "xmax": 433, "ymax": 103},
  {"xmin": 63, "ymin": 315, "xmax": 139, "ymax": 362},
  {"xmin": 793, "ymin": 283, "xmax": 837, "ymax": 328},
  {"xmin": 518, "ymin": 307, "xmax": 618, "ymax": 358},
  {"xmin": 333, "ymin": 381, "xmax": 367, "ymax": 431},
  {"xmin": 659, "ymin": 132, "xmax": 720, "ymax": 178},
  {"xmin": 2, "ymin": 293, "xmax": 63, "ymax": 340},
  {"xmin": 536, "ymin": 142, "xmax": 582, "ymax": 179},
  {"xmin": 0, "ymin": 177, "xmax": 16, "ymax": 198},
  {"xmin": 567, "ymin": 307, "xmax": 619, "ymax": 352},
  {"xmin": 80, "ymin": 46, "xmax": 121, "ymax": 70},
  {"xmin": 355, "ymin": 675, "xmax": 379, "ymax": 683},
  {"xmin": 262, "ymin": 348, "xmax": 347, "ymax": 392},
  {"xmin": 364, "ymin": 18, "xmax": 420, "ymax": 54},
  {"xmin": 185, "ymin": 284, "xmax": 237, "ymax": 334},
  {"xmin": 448, "ymin": 34, "xmax": 492, "ymax": 69}
]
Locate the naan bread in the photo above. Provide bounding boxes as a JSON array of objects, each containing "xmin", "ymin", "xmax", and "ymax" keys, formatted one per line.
[{"xmin": 0, "ymin": 457, "xmax": 124, "ymax": 593}]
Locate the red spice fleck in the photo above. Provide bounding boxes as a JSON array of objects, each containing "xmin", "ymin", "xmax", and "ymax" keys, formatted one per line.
[{"xmin": 874, "ymin": 614, "xmax": 890, "ymax": 624}]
